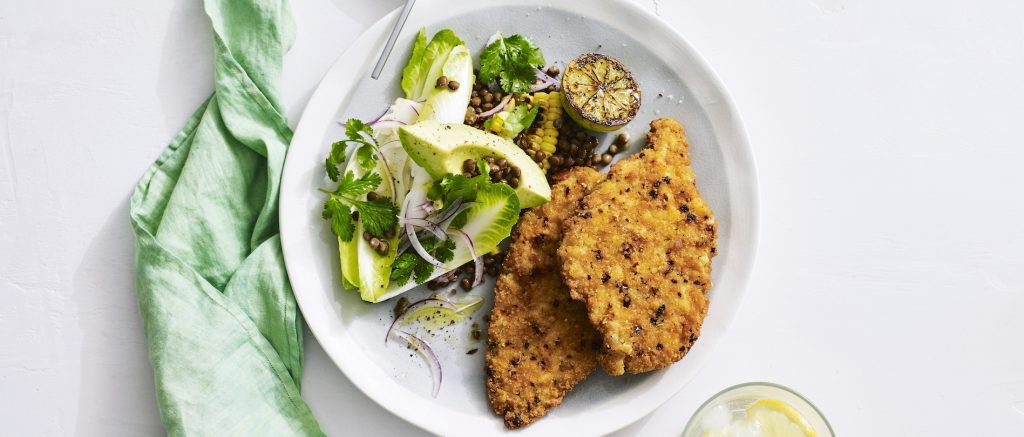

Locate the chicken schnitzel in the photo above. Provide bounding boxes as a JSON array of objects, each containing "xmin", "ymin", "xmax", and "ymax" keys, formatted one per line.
[
  {"xmin": 557, "ymin": 118, "xmax": 717, "ymax": 375},
  {"xmin": 486, "ymin": 167, "xmax": 605, "ymax": 429}
]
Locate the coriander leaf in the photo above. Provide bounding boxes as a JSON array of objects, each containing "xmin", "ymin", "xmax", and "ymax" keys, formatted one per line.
[
  {"xmin": 506, "ymin": 35, "xmax": 545, "ymax": 67},
  {"xmin": 344, "ymin": 118, "xmax": 373, "ymax": 140},
  {"xmin": 355, "ymin": 144, "xmax": 377, "ymax": 172},
  {"xmin": 322, "ymin": 197, "xmax": 355, "ymax": 241},
  {"xmin": 326, "ymin": 140, "xmax": 348, "ymax": 182},
  {"xmin": 350, "ymin": 197, "xmax": 399, "ymax": 237},
  {"xmin": 433, "ymin": 238, "xmax": 456, "ymax": 264},
  {"xmin": 498, "ymin": 62, "xmax": 539, "ymax": 96},
  {"xmin": 321, "ymin": 169, "xmax": 391, "ymax": 242},
  {"xmin": 427, "ymin": 164, "xmax": 492, "ymax": 214},
  {"xmin": 413, "ymin": 257, "xmax": 436, "ymax": 284},
  {"xmin": 321, "ymin": 118, "xmax": 400, "ymax": 245},
  {"xmin": 334, "ymin": 171, "xmax": 382, "ymax": 198},
  {"xmin": 392, "ymin": 237, "xmax": 458, "ymax": 285},
  {"xmin": 478, "ymin": 32, "xmax": 545, "ymax": 94},
  {"xmin": 326, "ymin": 118, "xmax": 377, "ymax": 182},
  {"xmin": 390, "ymin": 252, "xmax": 418, "ymax": 285},
  {"xmin": 432, "ymin": 173, "xmax": 485, "ymax": 205}
]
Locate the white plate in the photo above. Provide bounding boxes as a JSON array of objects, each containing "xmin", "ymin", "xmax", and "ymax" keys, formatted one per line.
[{"xmin": 280, "ymin": 1, "xmax": 759, "ymax": 435}]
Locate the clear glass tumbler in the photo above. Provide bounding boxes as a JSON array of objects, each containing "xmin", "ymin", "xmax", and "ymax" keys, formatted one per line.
[{"xmin": 683, "ymin": 382, "xmax": 834, "ymax": 437}]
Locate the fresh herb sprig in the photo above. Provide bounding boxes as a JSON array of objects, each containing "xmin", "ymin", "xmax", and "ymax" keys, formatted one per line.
[
  {"xmin": 326, "ymin": 119, "xmax": 380, "ymax": 181},
  {"xmin": 478, "ymin": 32, "xmax": 545, "ymax": 94},
  {"xmin": 427, "ymin": 158, "xmax": 491, "ymax": 206},
  {"xmin": 390, "ymin": 237, "xmax": 456, "ymax": 285},
  {"xmin": 321, "ymin": 119, "xmax": 399, "ymax": 242}
]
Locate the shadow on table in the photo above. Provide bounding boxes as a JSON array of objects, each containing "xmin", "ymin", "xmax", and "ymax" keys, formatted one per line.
[
  {"xmin": 156, "ymin": 0, "xmax": 214, "ymax": 134},
  {"xmin": 71, "ymin": 195, "xmax": 163, "ymax": 435}
]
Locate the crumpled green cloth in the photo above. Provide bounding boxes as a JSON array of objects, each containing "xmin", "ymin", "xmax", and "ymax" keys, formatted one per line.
[{"xmin": 130, "ymin": 0, "xmax": 322, "ymax": 435}]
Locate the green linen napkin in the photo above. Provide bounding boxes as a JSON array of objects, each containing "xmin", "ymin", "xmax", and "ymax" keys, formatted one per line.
[{"xmin": 130, "ymin": 0, "xmax": 322, "ymax": 434}]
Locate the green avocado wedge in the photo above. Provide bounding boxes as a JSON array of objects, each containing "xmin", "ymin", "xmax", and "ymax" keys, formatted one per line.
[{"xmin": 397, "ymin": 121, "xmax": 551, "ymax": 208}]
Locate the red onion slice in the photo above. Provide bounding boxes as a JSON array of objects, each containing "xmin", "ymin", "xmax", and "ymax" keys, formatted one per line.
[
  {"xmin": 530, "ymin": 68, "xmax": 561, "ymax": 92},
  {"xmin": 529, "ymin": 80, "xmax": 555, "ymax": 93},
  {"xmin": 535, "ymin": 67, "xmax": 561, "ymax": 85},
  {"xmin": 416, "ymin": 201, "xmax": 436, "ymax": 215},
  {"xmin": 449, "ymin": 229, "xmax": 483, "ymax": 286},
  {"xmin": 369, "ymin": 119, "xmax": 407, "ymax": 129},
  {"xmin": 475, "ymin": 95, "xmax": 513, "ymax": 121},
  {"xmin": 407, "ymin": 224, "xmax": 444, "ymax": 268},
  {"xmin": 402, "ymin": 219, "xmax": 447, "ymax": 241},
  {"xmin": 366, "ymin": 106, "xmax": 390, "ymax": 125},
  {"xmin": 393, "ymin": 330, "xmax": 442, "ymax": 398},
  {"xmin": 402, "ymin": 99, "xmax": 422, "ymax": 116},
  {"xmin": 438, "ymin": 202, "xmax": 474, "ymax": 233},
  {"xmin": 433, "ymin": 198, "xmax": 466, "ymax": 225}
]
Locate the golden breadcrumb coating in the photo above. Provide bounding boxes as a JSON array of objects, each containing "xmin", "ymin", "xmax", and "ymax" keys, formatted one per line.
[
  {"xmin": 486, "ymin": 167, "xmax": 606, "ymax": 429},
  {"xmin": 558, "ymin": 118, "xmax": 717, "ymax": 375}
]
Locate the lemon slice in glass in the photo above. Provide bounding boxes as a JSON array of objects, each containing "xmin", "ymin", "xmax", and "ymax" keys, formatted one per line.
[{"xmin": 745, "ymin": 399, "xmax": 817, "ymax": 437}]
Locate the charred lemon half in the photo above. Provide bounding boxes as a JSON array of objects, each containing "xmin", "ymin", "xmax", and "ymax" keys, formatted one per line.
[{"xmin": 560, "ymin": 53, "xmax": 641, "ymax": 132}]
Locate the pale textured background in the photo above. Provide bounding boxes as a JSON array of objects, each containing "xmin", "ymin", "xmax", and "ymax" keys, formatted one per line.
[{"xmin": 2, "ymin": 0, "xmax": 1024, "ymax": 435}]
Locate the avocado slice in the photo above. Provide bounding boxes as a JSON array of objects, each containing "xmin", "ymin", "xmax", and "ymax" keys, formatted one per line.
[{"xmin": 397, "ymin": 121, "xmax": 551, "ymax": 208}]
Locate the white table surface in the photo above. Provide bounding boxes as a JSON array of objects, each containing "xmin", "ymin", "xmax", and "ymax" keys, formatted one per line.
[{"xmin": 3, "ymin": 0, "xmax": 1024, "ymax": 435}]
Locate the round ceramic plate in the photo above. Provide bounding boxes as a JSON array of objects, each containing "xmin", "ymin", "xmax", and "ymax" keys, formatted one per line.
[{"xmin": 280, "ymin": 0, "xmax": 759, "ymax": 435}]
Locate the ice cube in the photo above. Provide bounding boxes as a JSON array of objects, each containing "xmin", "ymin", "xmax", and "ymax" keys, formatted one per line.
[{"xmin": 702, "ymin": 404, "xmax": 732, "ymax": 430}]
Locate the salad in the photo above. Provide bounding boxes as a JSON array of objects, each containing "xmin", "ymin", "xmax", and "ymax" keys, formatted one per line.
[
  {"xmin": 321, "ymin": 28, "xmax": 557, "ymax": 303},
  {"xmin": 319, "ymin": 27, "xmax": 643, "ymax": 398},
  {"xmin": 321, "ymin": 28, "xmax": 641, "ymax": 303}
]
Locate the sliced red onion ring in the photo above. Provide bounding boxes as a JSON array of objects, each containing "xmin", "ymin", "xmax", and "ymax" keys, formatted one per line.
[
  {"xmin": 407, "ymin": 224, "xmax": 444, "ymax": 268},
  {"xmin": 530, "ymin": 80, "xmax": 556, "ymax": 93},
  {"xmin": 393, "ymin": 330, "xmax": 442, "ymax": 398},
  {"xmin": 438, "ymin": 202, "xmax": 474, "ymax": 233},
  {"xmin": 369, "ymin": 119, "xmax": 407, "ymax": 129},
  {"xmin": 433, "ymin": 198, "xmax": 466, "ymax": 225},
  {"xmin": 385, "ymin": 298, "xmax": 458, "ymax": 344},
  {"xmin": 531, "ymin": 67, "xmax": 561, "ymax": 92},
  {"xmin": 399, "ymin": 217, "xmax": 433, "ymax": 227},
  {"xmin": 366, "ymin": 106, "xmax": 390, "ymax": 125},
  {"xmin": 449, "ymin": 229, "xmax": 483, "ymax": 286},
  {"xmin": 475, "ymin": 95, "xmax": 512, "ymax": 121},
  {"xmin": 400, "ymin": 218, "xmax": 447, "ymax": 241},
  {"xmin": 398, "ymin": 194, "xmax": 418, "ymax": 241},
  {"xmin": 535, "ymin": 67, "xmax": 561, "ymax": 85},
  {"xmin": 416, "ymin": 201, "xmax": 436, "ymax": 215},
  {"xmin": 403, "ymin": 99, "xmax": 422, "ymax": 116}
]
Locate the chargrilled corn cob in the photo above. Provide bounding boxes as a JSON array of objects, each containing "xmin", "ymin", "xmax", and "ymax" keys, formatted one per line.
[{"xmin": 519, "ymin": 92, "xmax": 562, "ymax": 172}]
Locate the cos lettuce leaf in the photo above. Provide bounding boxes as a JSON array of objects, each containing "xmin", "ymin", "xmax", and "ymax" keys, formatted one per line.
[
  {"xmin": 401, "ymin": 28, "xmax": 465, "ymax": 102},
  {"xmin": 417, "ymin": 45, "xmax": 474, "ymax": 124}
]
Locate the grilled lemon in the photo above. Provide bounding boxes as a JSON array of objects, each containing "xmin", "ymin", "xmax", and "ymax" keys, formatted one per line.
[{"xmin": 560, "ymin": 53, "xmax": 641, "ymax": 132}]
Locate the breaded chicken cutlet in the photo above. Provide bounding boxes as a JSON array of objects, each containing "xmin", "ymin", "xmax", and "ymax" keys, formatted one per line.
[
  {"xmin": 486, "ymin": 167, "xmax": 606, "ymax": 429},
  {"xmin": 558, "ymin": 118, "xmax": 717, "ymax": 375}
]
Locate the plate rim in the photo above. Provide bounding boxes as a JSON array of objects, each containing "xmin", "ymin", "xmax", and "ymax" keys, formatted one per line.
[{"xmin": 280, "ymin": 1, "xmax": 760, "ymax": 435}]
